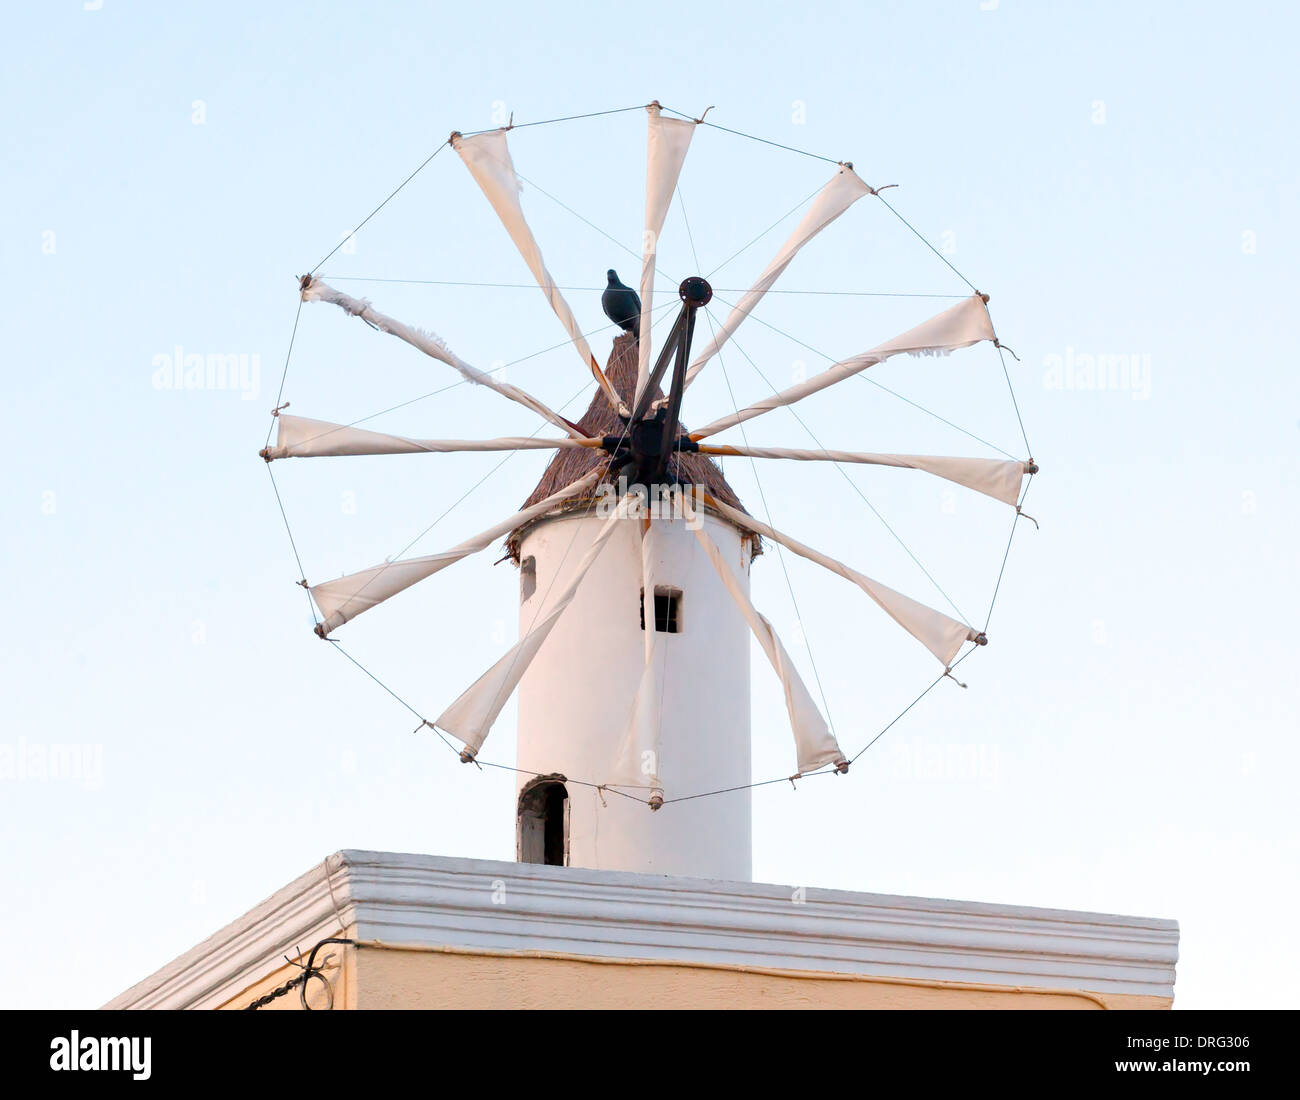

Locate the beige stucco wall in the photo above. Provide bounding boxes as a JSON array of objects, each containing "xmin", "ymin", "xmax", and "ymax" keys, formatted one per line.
[
  {"xmin": 293, "ymin": 942, "xmax": 1166, "ymax": 1010},
  {"xmin": 218, "ymin": 934, "xmax": 1170, "ymax": 1011}
]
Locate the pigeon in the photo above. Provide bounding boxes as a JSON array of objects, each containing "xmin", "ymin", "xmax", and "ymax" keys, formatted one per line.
[{"xmin": 601, "ymin": 269, "xmax": 641, "ymax": 335}]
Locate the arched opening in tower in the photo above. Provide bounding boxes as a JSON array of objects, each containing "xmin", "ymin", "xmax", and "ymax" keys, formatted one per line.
[{"xmin": 517, "ymin": 775, "xmax": 569, "ymax": 867}]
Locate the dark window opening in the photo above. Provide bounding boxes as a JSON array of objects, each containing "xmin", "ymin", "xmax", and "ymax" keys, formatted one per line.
[
  {"xmin": 542, "ymin": 784, "xmax": 566, "ymax": 866},
  {"xmin": 517, "ymin": 775, "xmax": 568, "ymax": 866},
  {"xmin": 639, "ymin": 586, "xmax": 683, "ymax": 633},
  {"xmin": 520, "ymin": 555, "xmax": 537, "ymax": 602}
]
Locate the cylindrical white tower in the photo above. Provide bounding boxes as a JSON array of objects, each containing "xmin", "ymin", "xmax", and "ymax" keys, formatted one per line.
[
  {"xmin": 506, "ymin": 332, "xmax": 756, "ymax": 881},
  {"xmin": 514, "ymin": 508, "xmax": 753, "ymax": 881}
]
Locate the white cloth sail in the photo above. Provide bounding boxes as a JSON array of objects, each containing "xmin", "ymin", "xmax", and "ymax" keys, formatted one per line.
[
  {"xmin": 696, "ymin": 442, "xmax": 1027, "ymax": 506},
  {"xmin": 683, "ymin": 164, "xmax": 872, "ymax": 388},
  {"xmin": 301, "ymin": 277, "xmax": 585, "ymax": 438},
  {"xmin": 690, "ymin": 294, "xmax": 996, "ymax": 439},
  {"xmin": 264, "ymin": 414, "xmax": 594, "ymax": 461},
  {"xmin": 452, "ymin": 129, "xmax": 621, "ymax": 411},
  {"xmin": 702, "ymin": 493, "xmax": 979, "ymax": 667},
  {"xmin": 635, "ymin": 106, "xmax": 696, "ymax": 407},
  {"xmin": 310, "ymin": 470, "xmax": 600, "ymax": 636},
  {"xmin": 686, "ymin": 501, "xmax": 843, "ymax": 774},
  {"xmin": 436, "ymin": 499, "xmax": 628, "ymax": 756},
  {"xmin": 608, "ymin": 514, "xmax": 666, "ymax": 794}
]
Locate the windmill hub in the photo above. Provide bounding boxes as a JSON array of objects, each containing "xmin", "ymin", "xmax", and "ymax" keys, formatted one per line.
[
  {"xmin": 678, "ymin": 275, "xmax": 712, "ymax": 307},
  {"xmin": 602, "ymin": 276, "xmax": 711, "ymax": 490},
  {"xmin": 627, "ymin": 413, "xmax": 672, "ymax": 460}
]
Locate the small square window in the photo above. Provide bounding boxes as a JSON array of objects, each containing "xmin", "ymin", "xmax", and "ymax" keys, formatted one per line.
[{"xmin": 640, "ymin": 586, "xmax": 682, "ymax": 633}]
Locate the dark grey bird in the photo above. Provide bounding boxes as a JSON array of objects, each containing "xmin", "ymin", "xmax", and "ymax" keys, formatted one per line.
[{"xmin": 601, "ymin": 269, "xmax": 641, "ymax": 335}]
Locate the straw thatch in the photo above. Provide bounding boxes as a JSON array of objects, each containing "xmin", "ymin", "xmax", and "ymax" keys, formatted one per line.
[{"xmin": 506, "ymin": 332, "xmax": 756, "ymax": 561}]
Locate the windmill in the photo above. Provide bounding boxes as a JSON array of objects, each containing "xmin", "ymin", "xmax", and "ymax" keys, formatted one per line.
[{"xmin": 261, "ymin": 103, "xmax": 1036, "ymax": 881}]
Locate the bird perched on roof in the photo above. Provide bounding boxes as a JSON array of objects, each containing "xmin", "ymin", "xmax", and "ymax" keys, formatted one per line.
[{"xmin": 601, "ymin": 269, "xmax": 641, "ymax": 335}]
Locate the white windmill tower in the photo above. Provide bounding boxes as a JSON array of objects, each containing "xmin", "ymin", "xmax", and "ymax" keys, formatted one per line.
[
  {"xmin": 262, "ymin": 103, "xmax": 1035, "ymax": 884},
  {"xmin": 501, "ymin": 323, "xmax": 760, "ymax": 881}
]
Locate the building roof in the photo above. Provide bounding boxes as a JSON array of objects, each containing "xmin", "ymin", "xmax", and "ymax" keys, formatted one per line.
[
  {"xmin": 104, "ymin": 850, "xmax": 1180, "ymax": 1008},
  {"xmin": 506, "ymin": 332, "xmax": 755, "ymax": 561}
]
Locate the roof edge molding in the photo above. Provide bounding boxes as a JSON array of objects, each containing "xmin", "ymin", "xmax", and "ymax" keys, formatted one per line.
[{"xmin": 106, "ymin": 851, "xmax": 1178, "ymax": 1008}]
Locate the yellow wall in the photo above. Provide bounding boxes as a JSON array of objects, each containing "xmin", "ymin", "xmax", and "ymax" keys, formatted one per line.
[
  {"xmin": 220, "ymin": 937, "xmax": 1169, "ymax": 1010},
  {"xmin": 350, "ymin": 943, "xmax": 1170, "ymax": 1011}
]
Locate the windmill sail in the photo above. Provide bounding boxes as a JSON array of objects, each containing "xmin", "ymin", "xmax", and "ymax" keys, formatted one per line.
[
  {"xmin": 436, "ymin": 498, "xmax": 629, "ymax": 755},
  {"xmin": 702, "ymin": 492, "xmax": 980, "ymax": 667},
  {"xmin": 301, "ymin": 278, "xmax": 585, "ymax": 438},
  {"xmin": 683, "ymin": 164, "xmax": 872, "ymax": 388},
  {"xmin": 686, "ymin": 500, "xmax": 844, "ymax": 774},
  {"xmin": 690, "ymin": 294, "xmax": 997, "ymax": 440},
  {"xmin": 453, "ymin": 129, "xmax": 622, "ymax": 411},
  {"xmin": 635, "ymin": 105, "xmax": 696, "ymax": 408},
  {"xmin": 264, "ymin": 414, "xmax": 596, "ymax": 461},
  {"xmin": 696, "ymin": 442, "xmax": 1028, "ymax": 507},
  {"xmin": 310, "ymin": 470, "xmax": 600, "ymax": 636},
  {"xmin": 607, "ymin": 515, "xmax": 667, "ymax": 797}
]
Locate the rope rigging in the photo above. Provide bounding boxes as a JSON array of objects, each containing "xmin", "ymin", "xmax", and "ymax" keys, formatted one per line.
[{"xmin": 262, "ymin": 99, "xmax": 1038, "ymax": 813}]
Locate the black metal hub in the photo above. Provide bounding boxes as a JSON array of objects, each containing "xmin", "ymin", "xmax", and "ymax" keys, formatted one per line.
[
  {"xmin": 603, "ymin": 417, "xmax": 698, "ymax": 489},
  {"xmin": 678, "ymin": 276, "xmax": 712, "ymax": 307},
  {"xmin": 602, "ymin": 277, "xmax": 710, "ymax": 490}
]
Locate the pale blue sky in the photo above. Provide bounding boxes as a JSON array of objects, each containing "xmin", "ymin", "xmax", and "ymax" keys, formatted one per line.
[{"xmin": 2, "ymin": 1, "xmax": 1296, "ymax": 1008}]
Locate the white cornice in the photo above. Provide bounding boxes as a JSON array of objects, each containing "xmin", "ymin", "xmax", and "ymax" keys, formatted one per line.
[
  {"xmin": 104, "ymin": 854, "xmax": 354, "ymax": 1011},
  {"xmin": 106, "ymin": 851, "xmax": 1178, "ymax": 1008}
]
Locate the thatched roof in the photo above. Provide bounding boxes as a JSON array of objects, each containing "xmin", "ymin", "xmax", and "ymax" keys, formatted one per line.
[{"xmin": 506, "ymin": 332, "xmax": 756, "ymax": 561}]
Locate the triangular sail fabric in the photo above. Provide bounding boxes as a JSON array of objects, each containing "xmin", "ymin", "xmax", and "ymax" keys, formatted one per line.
[
  {"xmin": 686, "ymin": 501, "xmax": 843, "ymax": 774},
  {"xmin": 436, "ymin": 500, "xmax": 628, "ymax": 756},
  {"xmin": 452, "ymin": 130, "xmax": 621, "ymax": 411},
  {"xmin": 696, "ymin": 442, "xmax": 1027, "ymax": 507},
  {"xmin": 682, "ymin": 165, "xmax": 872, "ymax": 389},
  {"xmin": 635, "ymin": 106, "xmax": 696, "ymax": 407},
  {"xmin": 703, "ymin": 493, "xmax": 979, "ymax": 667},
  {"xmin": 302, "ymin": 278, "xmax": 584, "ymax": 438},
  {"xmin": 265, "ymin": 414, "xmax": 593, "ymax": 461},
  {"xmin": 310, "ymin": 470, "xmax": 600, "ymax": 636},
  {"xmin": 690, "ymin": 294, "xmax": 996, "ymax": 440},
  {"xmin": 608, "ymin": 515, "xmax": 666, "ymax": 794}
]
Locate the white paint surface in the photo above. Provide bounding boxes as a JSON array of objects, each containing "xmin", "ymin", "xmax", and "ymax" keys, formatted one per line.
[{"xmin": 516, "ymin": 510, "xmax": 752, "ymax": 880}]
